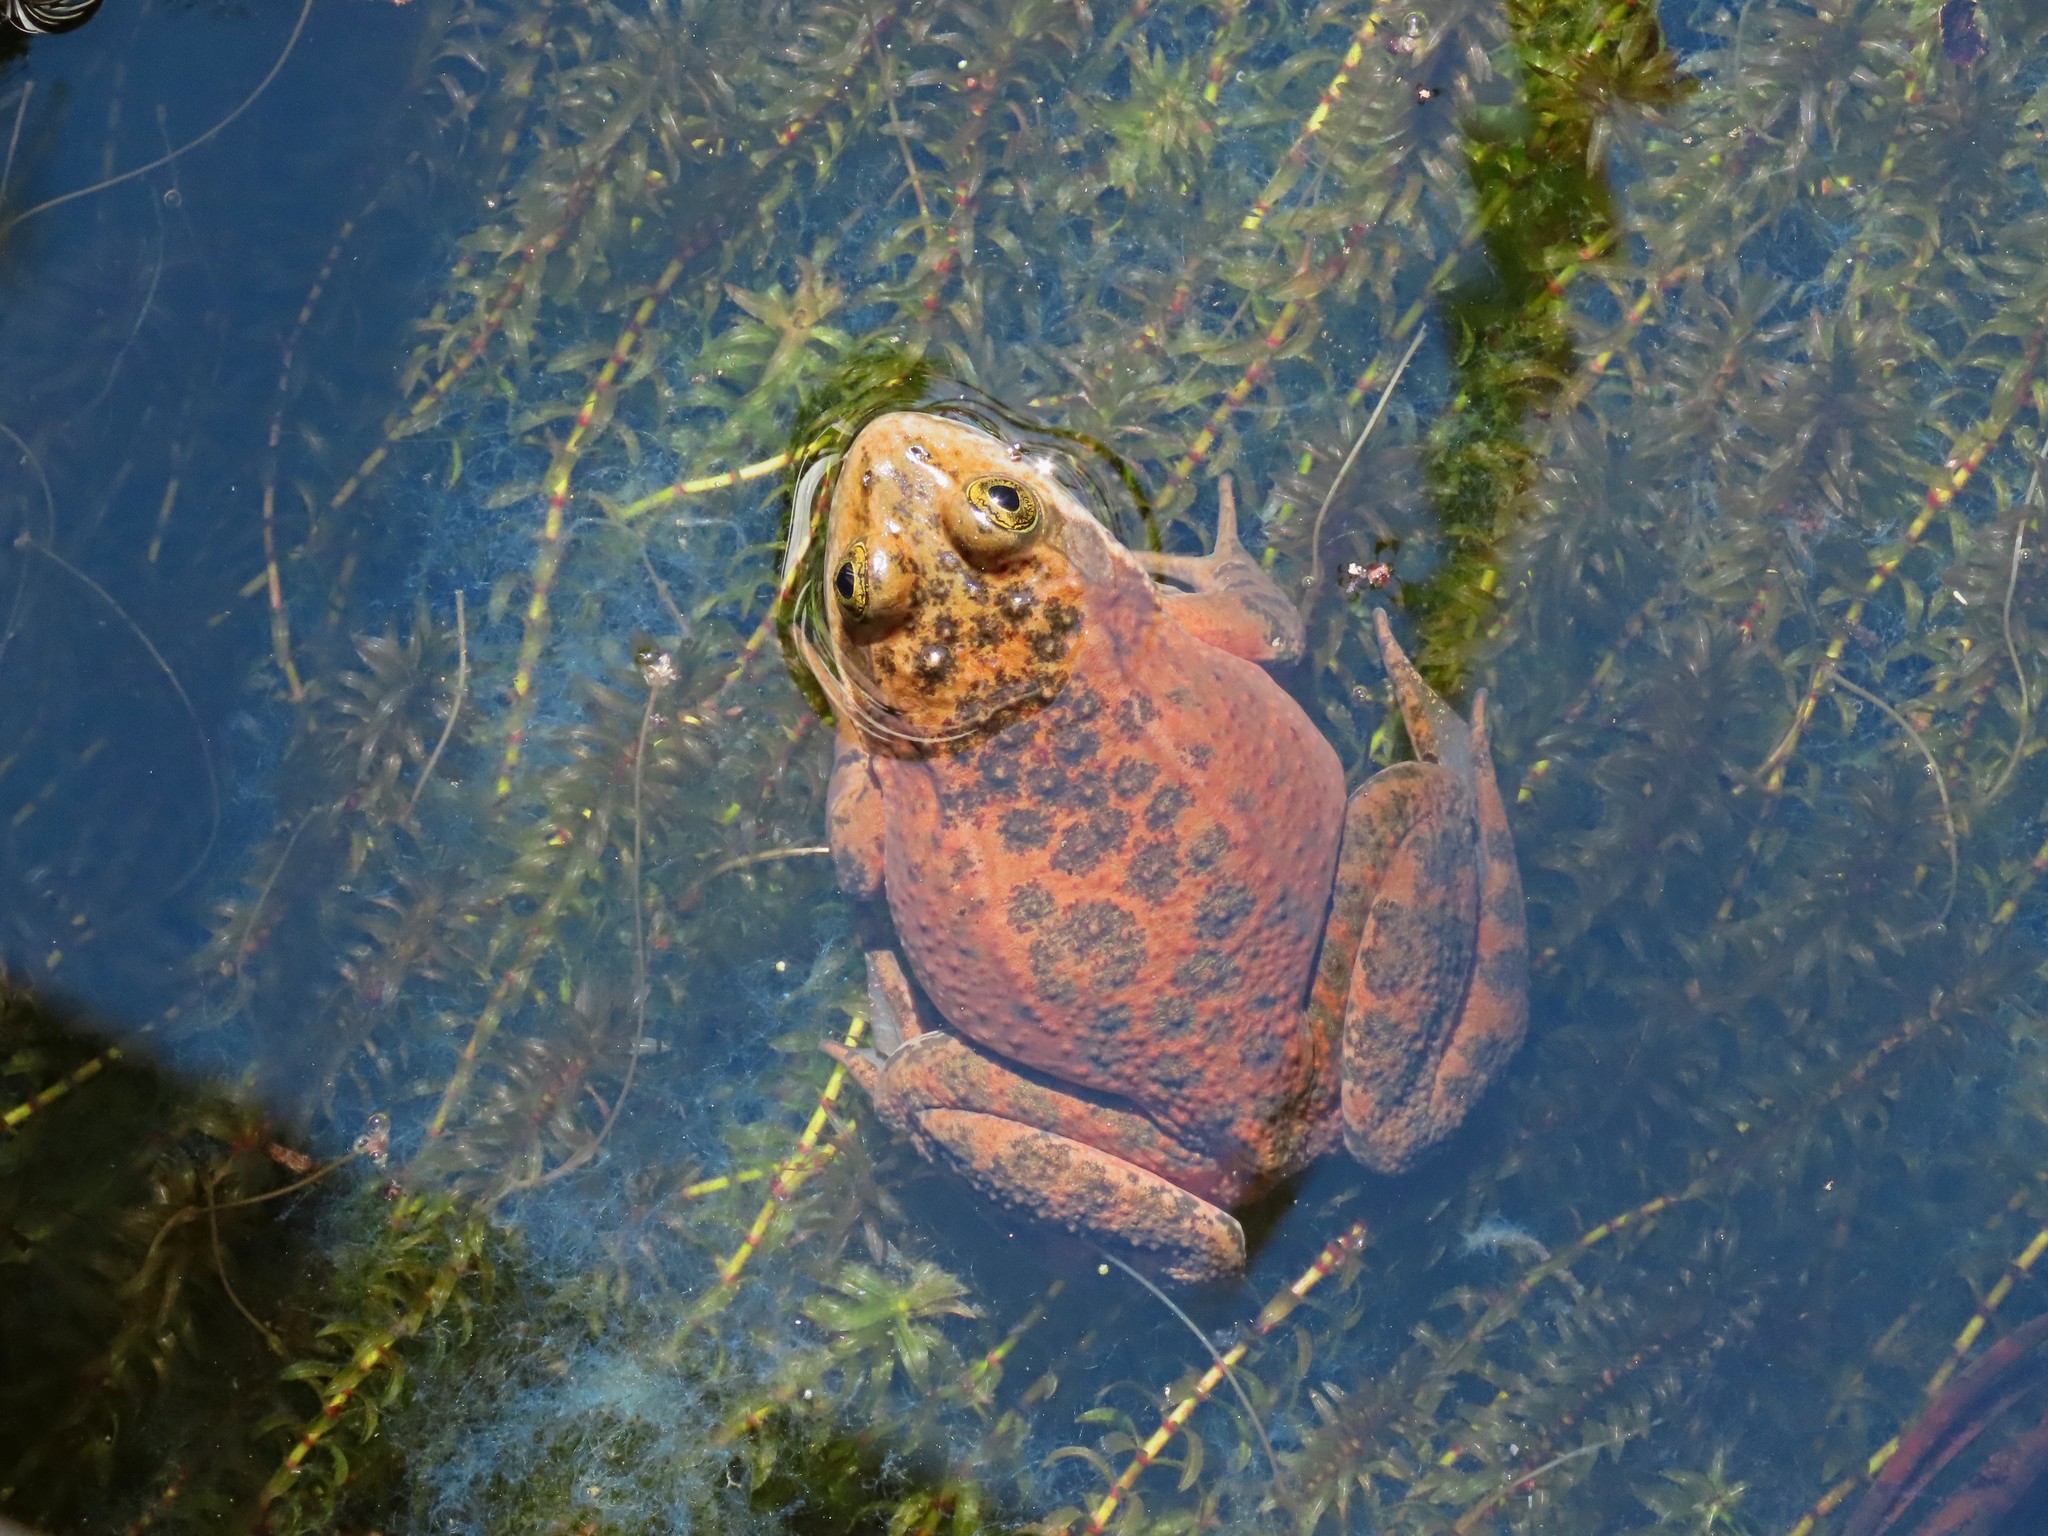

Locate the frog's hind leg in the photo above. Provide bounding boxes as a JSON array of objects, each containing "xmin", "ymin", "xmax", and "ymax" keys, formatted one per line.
[
  {"xmin": 824, "ymin": 1031, "xmax": 1247, "ymax": 1283},
  {"xmin": 1132, "ymin": 477, "xmax": 1307, "ymax": 666},
  {"xmin": 1321, "ymin": 614, "xmax": 1529, "ymax": 1174}
]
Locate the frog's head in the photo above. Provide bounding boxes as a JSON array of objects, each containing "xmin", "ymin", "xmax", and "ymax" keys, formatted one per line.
[{"xmin": 803, "ymin": 410, "xmax": 1116, "ymax": 754}]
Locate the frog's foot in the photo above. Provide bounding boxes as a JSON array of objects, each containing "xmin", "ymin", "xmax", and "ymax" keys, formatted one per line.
[
  {"xmin": 1315, "ymin": 617, "xmax": 1528, "ymax": 1173},
  {"xmin": 1134, "ymin": 478, "xmax": 1306, "ymax": 666},
  {"xmin": 1373, "ymin": 609, "xmax": 1474, "ymax": 779},
  {"xmin": 830, "ymin": 1030, "xmax": 1246, "ymax": 1283}
]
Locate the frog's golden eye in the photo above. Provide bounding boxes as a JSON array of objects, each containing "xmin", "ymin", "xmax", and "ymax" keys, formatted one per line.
[
  {"xmin": 948, "ymin": 475, "xmax": 1044, "ymax": 566},
  {"xmin": 966, "ymin": 475, "xmax": 1040, "ymax": 532},
  {"xmin": 833, "ymin": 540, "xmax": 870, "ymax": 618}
]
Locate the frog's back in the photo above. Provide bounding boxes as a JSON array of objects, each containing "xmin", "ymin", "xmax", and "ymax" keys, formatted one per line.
[{"xmin": 877, "ymin": 564, "xmax": 1345, "ymax": 1182}]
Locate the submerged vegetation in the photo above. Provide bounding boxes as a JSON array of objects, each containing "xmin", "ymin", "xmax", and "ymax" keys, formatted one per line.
[{"xmin": 4, "ymin": 0, "xmax": 2048, "ymax": 1529}]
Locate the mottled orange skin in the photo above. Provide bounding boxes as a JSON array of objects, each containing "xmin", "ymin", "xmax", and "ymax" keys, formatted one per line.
[{"xmin": 815, "ymin": 412, "xmax": 1528, "ymax": 1281}]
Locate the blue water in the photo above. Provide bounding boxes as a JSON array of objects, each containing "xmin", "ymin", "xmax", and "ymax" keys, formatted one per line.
[{"xmin": 1, "ymin": 0, "xmax": 429, "ymax": 1021}]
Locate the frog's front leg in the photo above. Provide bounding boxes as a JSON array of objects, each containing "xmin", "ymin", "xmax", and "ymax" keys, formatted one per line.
[
  {"xmin": 827, "ymin": 732, "xmax": 933, "ymax": 1055},
  {"xmin": 825, "ymin": 1031, "xmax": 1247, "ymax": 1282},
  {"xmin": 1316, "ymin": 612, "xmax": 1529, "ymax": 1173},
  {"xmin": 1133, "ymin": 477, "xmax": 1306, "ymax": 666}
]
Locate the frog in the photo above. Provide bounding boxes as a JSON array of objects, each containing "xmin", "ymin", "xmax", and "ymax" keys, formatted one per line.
[{"xmin": 798, "ymin": 410, "xmax": 1528, "ymax": 1282}]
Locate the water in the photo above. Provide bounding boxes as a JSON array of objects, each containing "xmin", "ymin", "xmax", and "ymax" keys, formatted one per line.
[{"xmin": 1, "ymin": 0, "xmax": 2045, "ymax": 1532}]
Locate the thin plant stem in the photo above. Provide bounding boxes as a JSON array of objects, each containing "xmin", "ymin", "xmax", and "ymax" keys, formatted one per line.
[
  {"xmin": 701, "ymin": 845, "xmax": 831, "ymax": 880},
  {"xmin": 228, "ymin": 810, "xmax": 318, "ymax": 983},
  {"xmin": 206, "ymin": 1179, "xmax": 285, "ymax": 1355},
  {"xmin": 508, "ymin": 671, "xmax": 663, "ymax": 1194},
  {"xmin": 1453, "ymin": 1429, "xmax": 1632, "ymax": 1532},
  {"xmin": 1303, "ymin": 324, "xmax": 1428, "ymax": 612},
  {"xmin": 1833, "ymin": 672, "xmax": 1958, "ymax": 927},
  {"xmin": 0, "ymin": 418, "xmax": 57, "ymax": 680},
  {"xmin": 1985, "ymin": 474, "xmax": 2036, "ymax": 805},
  {"xmin": 138, "ymin": 1151, "xmax": 359, "ymax": 1277},
  {"xmin": 409, "ymin": 590, "xmax": 468, "ymax": 817},
  {"xmin": 13, "ymin": 533, "xmax": 221, "ymax": 895},
  {"xmin": 1101, "ymin": 1252, "xmax": 1286, "ymax": 1497},
  {"xmin": 0, "ymin": 83, "xmax": 31, "ymax": 212},
  {"xmin": 5, "ymin": 0, "xmax": 314, "ymax": 230},
  {"xmin": 866, "ymin": 3, "xmax": 932, "ymax": 226}
]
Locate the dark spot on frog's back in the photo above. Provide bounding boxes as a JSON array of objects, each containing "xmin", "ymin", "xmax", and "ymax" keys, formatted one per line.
[
  {"xmin": 913, "ymin": 640, "xmax": 956, "ymax": 686},
  {"xmin": 1029, "ymin": 601, "xmax": 1082, "ymax": 663},
  {"xmin": 1194, "ymin": 881, "xmax": 1257, "ymax": 941},
  {"xmin": 1054, "ymin": 727, "xmax": 1101, "ymax": 768},
  {"xmin": 1025, "ymin": 758, "xmax": 1097, "ymax": 807},
  {"xmin": 998, "ymin": 807, "xmax": 1054, "ymax": 852},
  {"xmin": 1240, "ymin": 1021, "xmax": 1290, "ymax": 1073},
  {"xmin": 1149, "ymin": 993, "xmax": 1197, "ymax": 1037},
  {"xmin": 1172, "ymin": 949, "xmax": 1241, "ymax": 996},
  {"xmin": 1050, "ymin": 807, "xmax": 1131, "ymax": 876},
  {"xmin": 1079, "ymin": 1002, "xmax": 1134, "ymax": 1061},
  {"xmin": 972, "ymin": 723, "xmax": 1034, "ymax": 796},
  {"xmin": 1009, "ymin": 882, "xmax": 1056, "ymax": 932},
  {"xmin": 1030, "ymin": 629, "xmax": 1072, "ymax": 664},
  {"xmin": 1029, "ymin": 899, "xmax": 1146, "ymax": 1003},
  {"xmin": 1186, "ymin": 824, "xmax": 1232, "ymax": 870},
  {"xmin": 1144, "ymin": 783, "xmax": 1192, "ymax": 832},
  {"xmin": 1110, "ymin": 757, "xmax": 1158, "ymax": 800},
  {"xmin": 1124, "ymin": 837, "xmax": 1182, "ymax": 900}
]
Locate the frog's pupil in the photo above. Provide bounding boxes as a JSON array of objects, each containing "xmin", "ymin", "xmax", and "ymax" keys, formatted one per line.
[
  {"xmin": 834, "ymin": 562, "xmax": 857, "ymax": 602},
  {"xmin": 988, "ymin": 482, "xmax": 1021, "ymax": 513}
]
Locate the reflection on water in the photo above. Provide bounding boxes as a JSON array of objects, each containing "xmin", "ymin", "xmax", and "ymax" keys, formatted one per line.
[{"xmin": 3, "ymin": 0, "xmax": 2048, "ymax": 1531}]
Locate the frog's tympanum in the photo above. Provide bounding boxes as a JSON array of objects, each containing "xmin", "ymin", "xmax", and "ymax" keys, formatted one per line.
[{"xmin": 799, "ymin": 411, "xmax": 1528, "ymax": 1281}]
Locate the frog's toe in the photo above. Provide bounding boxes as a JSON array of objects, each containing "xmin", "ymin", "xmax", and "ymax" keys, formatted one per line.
[
  {"xmin": 1139, "ymin": 479, "xmax": 1307, "ymax": 664},
  {"xmin": 1373, "ymin": 609, "xmax": 1474, "ymax": 778},
  {"xmin": 821, "ymin": 1038, "xmax": 886, "ymax": 1093},
  {"xmin": 1132, "ymin": 476, "xmax": 1248, "ymax": 583}
]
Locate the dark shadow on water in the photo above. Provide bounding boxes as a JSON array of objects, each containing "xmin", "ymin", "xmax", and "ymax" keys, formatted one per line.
[{"xmin": 0, "ymin": 978, "xmax": 338, "ymax": 1529}]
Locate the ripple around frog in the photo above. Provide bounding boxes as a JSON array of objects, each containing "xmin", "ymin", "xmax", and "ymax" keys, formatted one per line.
[{"xmin": 3, "ymin": 0, "xmax": 2048, "ymax": 1531}]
